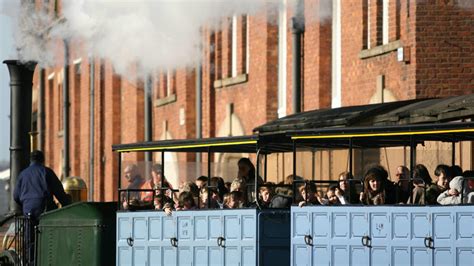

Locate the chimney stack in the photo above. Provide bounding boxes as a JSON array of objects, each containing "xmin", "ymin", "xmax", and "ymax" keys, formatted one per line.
[{"xmin": 3, "ymin": 60, "xmax": 37, "ymax": 214}]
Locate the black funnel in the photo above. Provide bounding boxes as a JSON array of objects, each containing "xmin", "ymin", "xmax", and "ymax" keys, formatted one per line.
[{"xmin": 3, "ymin": 60, "xmax": 37, "ymax": 214}]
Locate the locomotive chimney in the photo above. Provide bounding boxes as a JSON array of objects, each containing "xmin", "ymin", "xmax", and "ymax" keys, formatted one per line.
[{"xmin": 3, "ymin": 60, "xmax": 37, "ymax": 214}]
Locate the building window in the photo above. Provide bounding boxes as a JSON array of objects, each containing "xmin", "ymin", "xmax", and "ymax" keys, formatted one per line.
[
  {"xmin": 229, "ymin": 14, "xmax": 248, "ymax": 78},
  {"xmin": 363, "ymin": 0, "xmax": 399, "ymax": 49},
  {"xmin": 166, "ymin": 70, "xmax": 175, "ymax": 97},
  {"xmin": 155, "ymin": 70, "xmax": 177, "ymax": 107},
  {"xmin": 214, "ymin": 14, "xmax": 249, "ymax": 88}
]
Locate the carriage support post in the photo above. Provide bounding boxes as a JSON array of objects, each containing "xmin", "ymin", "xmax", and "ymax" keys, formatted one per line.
[
  {"xmin": 409, "ymin": 136, "xmax": 416, "ymax": 204},
  {"xmin": 207, "ymin": 147, "xmax": 211, "ymax": 208}
]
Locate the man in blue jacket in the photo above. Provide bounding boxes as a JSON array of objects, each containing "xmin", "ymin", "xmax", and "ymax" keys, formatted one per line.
[
  {"xmin": 14, "ymin": 150, "xmax": 71, "ymax": 220},
  {"xmin": 13, "ymin": 150, "xmax": 71, "ymax": 264},
  {"xmin": 13, "ymin": 150, "xmax": 71, "ymax": 222}
]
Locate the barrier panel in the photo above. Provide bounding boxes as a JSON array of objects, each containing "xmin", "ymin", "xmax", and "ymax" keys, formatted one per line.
[
  {"xmin": 117, "ymin": 208, "xmax": 290, "ymax": 266},
  {"xmin": 291, "ymin": 205, "xmax": 474, "ymax": 266}
]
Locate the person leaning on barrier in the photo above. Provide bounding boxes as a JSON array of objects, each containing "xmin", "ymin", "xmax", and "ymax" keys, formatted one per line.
[{"xmin": 14, "ymin": 150, "xmax": 71, "ymax": 220}]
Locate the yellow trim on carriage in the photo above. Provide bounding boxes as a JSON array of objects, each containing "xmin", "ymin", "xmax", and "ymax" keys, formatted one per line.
[
  {"xmin": 116, "ymin": 140, "xmax": 258, "ymax": 152},
  {"xmin": 292, "ymin": 128, "xmax": 474, "ymax": 140}
]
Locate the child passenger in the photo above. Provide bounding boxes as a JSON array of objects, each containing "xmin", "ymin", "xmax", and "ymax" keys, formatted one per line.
[
  {"xmin": 223, "ymin": 191, "xmax": 244, "ymax": 209},
  {"xmin": 199, "ymin": 187, "xmax": 221, "ymax": 209},
  {"xmin": 257, "ymin": 183, "xmax": 291, "ymax": 208},
  {"xmin": 298, "ymin": 182, "xmax": 321, "ymax": 207},
  {"xmin": 325, "ymin": 185, "xmax": 344, "ymax": 205},
  {"xmin": 176, "ymin": 191, "xmax": 197, "ymax": 211}
]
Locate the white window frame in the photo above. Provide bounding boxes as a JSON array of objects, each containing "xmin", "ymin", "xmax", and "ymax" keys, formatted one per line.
[
  {"xmin": 277, "ymin": 0, "xmax": 287, "ymax": 118},
  {"xmin": 367, "ymin": 0, "xmax": 371, "ymax": 49},
  {"xmin": 231, "ymin": 15, "xmax": 238, "ymax": 77},
  {"xmin": 166, "ymin": 70, "xmax": 172, "ymax": 96},
  {"xmin": 382, "ymin": 0, "xmax": 390, "ymax": 44},
  {"xmin": 246, "ymin": 15, "xmax": 250, "ymax": 74},
  {"xmin": 332, "ymin": 0, "xmax": 342, "ymax": 108}
]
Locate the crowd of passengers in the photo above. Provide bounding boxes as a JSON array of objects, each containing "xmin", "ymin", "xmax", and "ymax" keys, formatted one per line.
[{"xmin": 121, "ymin": 158, "xmax": 474, "ymax": 213}]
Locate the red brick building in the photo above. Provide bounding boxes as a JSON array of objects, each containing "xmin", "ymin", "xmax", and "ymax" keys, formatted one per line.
[{"xmin": 31, "ymin": 0, "xmax": 474, "ymax": 201}]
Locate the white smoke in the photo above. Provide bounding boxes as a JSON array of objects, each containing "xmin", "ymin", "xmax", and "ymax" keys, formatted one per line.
[
  {"xmin": 59, "ymin": 0, "xmax": 279, "ymax": 75},
  {"xmin": 456, "ymin": 0, "xmax": 474, "ymax": 9},
  {"xmin": 3, "ymin": 0, "xmax": 293, "ymax": 76}
]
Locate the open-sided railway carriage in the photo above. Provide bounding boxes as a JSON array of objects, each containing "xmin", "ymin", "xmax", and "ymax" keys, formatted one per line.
[
  {"xmin": 113, "ymin": 122, "xmax": 474, "ymax": 266},
  {"xmin": 113, "ymin": 95, "xmax": 474, "ymax": 266}
]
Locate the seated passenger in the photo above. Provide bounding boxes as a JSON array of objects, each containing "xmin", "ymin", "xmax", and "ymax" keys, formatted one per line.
[
  {"xmin": 364, "ymin": 165, "xmax": 396, "ymax": 204},
  {"xmin": 237, "ymin": 158, "xmax": 263, "ymax": 202},
  {"xmin": 426, "ymin": 164, "xmax": 452, "ymax": 204},
  {"xmin": 394, "ymin": 166, "xmax": 411, "ymax": 204},
  {"xmin": 176, "ymin": 191, "xmax": 197, "ymax": 211},
  {"xmin": 140, "ymin": 164, "xmax": 174, "ymax": 206},
  {"xmin": 409, "ymin": 164, "xmax": 438, "ymax": 205},
  {"xmin": 360, "ymin": 172, "xmax": 385, "ymax": 205},
  {"xmin": 337, "ymin": 171, "xmax": 359, "ymax": 204},
  {"xmin": 122, "ymin": 164, "xmax": 146, "ymax": 210},
  {"xmin": 210, "ymin": 176, "xmax": 228, "ymax": 199},
  {"xmin": 325, "ymin": 185, "xmax": 344, "ymax": 205},
  {"xmin": 195, "ymin": 176, "xmax": 208, "ymax": 189},
  {"xmin": 298, "ymin": 182, "xmax": 321, "ymax": 207},
  {"xmin": 275, "ymin": 174, "xmax": 303, "ymax": 199},
  {"xmin": 178, "ymin": 181, "xmax": 199, "ymax": 206},
  {"xmin": 230, "ymin": 178, "xmax": 247, "ymax": 205},
  {"xmin": 256, "ymin": 183, "xmax": 291, "ymax": 208},
  {"xmin": 199, "ymin": 187, "xmax": 221, "ymax": 209},
  {"xmin": 437, "ymin": 175, "xmax": 473, "ymax": 205},
  {"xmin": 223, "ymin": 191, "xmax": 245, "ymax": 209},
  {"xmin": 155, "ymin": 194, "xmax": 174, "ymax": 215}
]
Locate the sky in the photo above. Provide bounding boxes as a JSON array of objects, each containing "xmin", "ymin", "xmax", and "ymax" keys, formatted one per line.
[{"xmin": 0, "ymin": 1, "xmax": 15, "ymax": 162}]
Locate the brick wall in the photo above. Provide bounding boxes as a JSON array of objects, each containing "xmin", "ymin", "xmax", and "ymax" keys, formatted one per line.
[
  {"xmin": 303, "ymin": 0, "xmax": 332, "ymax": 111},
  {"xmin": 415, "ymin": 0, "xmax": 474, "ymax": 97},
  {"xmin": 341, "ymin": 0, "xmax": 417, "ymax": 105}
]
